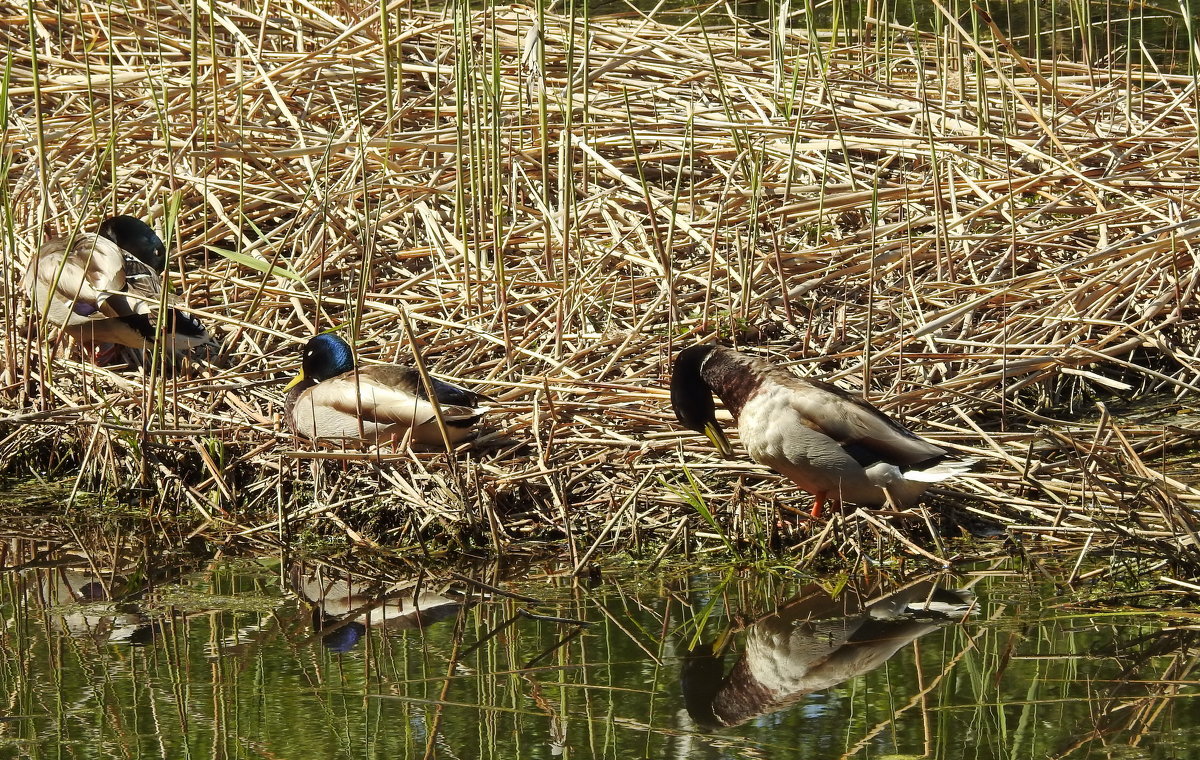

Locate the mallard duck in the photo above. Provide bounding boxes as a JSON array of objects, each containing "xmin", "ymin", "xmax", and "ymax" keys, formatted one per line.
[
  {"xmin": 22, "ymin": 215, "xmax": 218, "ymax": 358},
  {"xmin": 670, "ymin": 344, "xmax": 971, "ymax": 517},
  {"xmin": 284, "ymin": 333, "xmax": 490, "ymax": 446}
]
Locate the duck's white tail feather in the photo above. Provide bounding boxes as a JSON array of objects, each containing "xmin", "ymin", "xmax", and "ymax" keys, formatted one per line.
[
  {"xmin": 448, "ymin": 404, "xmax": 492, "ymax": 421},
  {"xmin": 904, "ymin": 458, "xmax": 977, "ymax": 483},
  {"xmin": 918, "ymin": 596, "xmax": 976, "ymax": 617}
]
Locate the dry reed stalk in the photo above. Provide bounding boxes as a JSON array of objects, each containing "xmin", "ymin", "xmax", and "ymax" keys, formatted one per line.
[{"xmin": 0, "ymin": 1, "xmax": 1198, "ymax": 581}]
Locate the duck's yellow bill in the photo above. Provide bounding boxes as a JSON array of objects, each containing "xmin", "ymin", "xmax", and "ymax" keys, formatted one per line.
[
  {"xmin": 703, "ymin": 421, "xmax": 733, "ymax": 458},
  {"xmin": 711, "ymin": 624, "xmax": 735, "ymax": 654},
  {"xmin": 283, "ymin": 369, "xmax": 305, "ymax": 392}
]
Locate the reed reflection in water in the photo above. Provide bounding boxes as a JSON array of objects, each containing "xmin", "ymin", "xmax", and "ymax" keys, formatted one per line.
[{"xmin": 2, "ymin": 535, "xmax": 1199, "ymax": 759}]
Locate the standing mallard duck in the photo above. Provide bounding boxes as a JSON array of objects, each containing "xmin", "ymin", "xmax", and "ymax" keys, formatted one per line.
[
  {"xmin": 670, "ymin": 344, "xmax": 971, "ymax": 517},
  {"xmin": 284, "ymin": 333, "xmax": 490, "ymax": 446},
  {"xmin": 22, "ymin": 215, "xmax": 218, "ymax": 358}
]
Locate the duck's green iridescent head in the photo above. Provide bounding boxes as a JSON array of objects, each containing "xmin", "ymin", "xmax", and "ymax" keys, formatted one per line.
[
  {"xmin": 670, "ymin": 344, "xmax": 733, "ymax": 457},
  {"xmin": 285, "ymin": 333, "xmax": 356, "ymax": 391},
  {"xmin": 98, "ymin": 215, "xmax": 166, "ymax": 272}
]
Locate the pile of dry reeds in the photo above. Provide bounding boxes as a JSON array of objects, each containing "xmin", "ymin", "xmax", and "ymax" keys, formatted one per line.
[{"xmin": 1, "ymin": 1, "xmax": 1198, "ymax": 578}]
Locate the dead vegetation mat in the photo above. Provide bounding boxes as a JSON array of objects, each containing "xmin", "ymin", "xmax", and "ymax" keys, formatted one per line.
[{"xmin": 1, "ymin": 1, "xmax": 1199, "ymax": 584}]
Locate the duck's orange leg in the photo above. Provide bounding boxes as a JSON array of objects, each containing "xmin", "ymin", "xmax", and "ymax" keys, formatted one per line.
[
  {"xmin": 810, "ymin": 493, "xmax": 826, "ymax": 519},
  {"xmin": 94, "ymin": 342, "xmax": 120, "ymax": 365}
]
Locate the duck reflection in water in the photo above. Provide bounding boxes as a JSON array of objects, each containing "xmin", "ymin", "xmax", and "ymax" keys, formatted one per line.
[
  {"xmin": 21, "ymin": 567, "xmax": 162, "ymax": 644},
  {"xmin": 290, "ymin": 564, "xmax": 469, "ymax": 653},
  {"xmin": 681, "ymin": 577, "xmax": 975, "ymax": 729},
  {"xmin": 11, "ymin": 550, "xmax": 195, "ymax": 646}
]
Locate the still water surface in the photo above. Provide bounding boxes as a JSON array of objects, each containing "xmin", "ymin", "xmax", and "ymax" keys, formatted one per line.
[{"xmin": 1, "ymin": 537, "xmax": 1198, "ymax": 759}]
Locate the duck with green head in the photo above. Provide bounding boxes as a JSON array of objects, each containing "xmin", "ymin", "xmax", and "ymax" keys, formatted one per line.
[
  {"xmin": 671, "ymin": 344, "xmax": 971, "ymax": 517},
  {"xmin": 284, "ymin": 333, "xmax": 491, "ymax": 447},
  {"xmin": 22, "ymin": 214, "xmax": 218, "ymax": 358}
]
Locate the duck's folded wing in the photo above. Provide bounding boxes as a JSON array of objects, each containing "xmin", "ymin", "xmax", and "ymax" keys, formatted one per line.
[
  {"xmin": 98, "ymin": 254, "xmax": 217, "ymax": 351},
  {"xmin": 24, "ymin": 236, "xmax": 130, "ymax": 325},
  {"xmin": 95, "ymin": 251, "xmax": 171, "ymax": 318},
  {"xmin": 780, "ymin": 375, "xmax": 946, "ymax": 465},
  {"xmin": 323, "ymin": 368, "xmax": 485, "ymax": 426}
]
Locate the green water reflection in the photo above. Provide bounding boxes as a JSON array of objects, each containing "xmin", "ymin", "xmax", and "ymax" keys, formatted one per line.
[{"xmin": 1, "ymin": 539, "xmax": 1198, "ymax": 759}]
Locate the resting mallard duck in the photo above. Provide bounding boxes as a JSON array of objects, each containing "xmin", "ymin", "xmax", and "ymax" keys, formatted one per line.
[
  {"xmin": 283, "ymin": 333, "xmax": 490, "ymax": 446},
  {"xmin": 22, "ymin": 215, "xmax": 218, "ymax": 358},
  {"xmin": 670, "ymin": 344, "xmax": 971, "ymax": 517}
]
